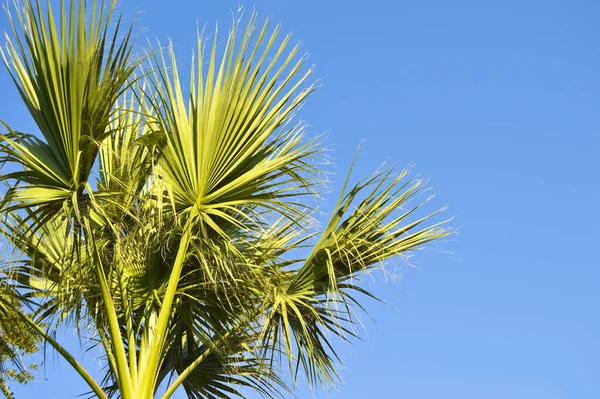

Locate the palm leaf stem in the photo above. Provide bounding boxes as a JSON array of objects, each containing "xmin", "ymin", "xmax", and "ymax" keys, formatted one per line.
[
  {"xmin": 84, "ymin": 219, "xmax": 135, "ymax": 399},
  {"xmin": 138, "ymin": 207, "xmax": 197, "ymax": 398}
]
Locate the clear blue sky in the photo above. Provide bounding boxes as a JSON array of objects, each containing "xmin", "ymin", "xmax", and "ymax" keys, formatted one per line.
[{"xmin": 2, "ymin": 0, "xmax": 599, "ymax": 398}]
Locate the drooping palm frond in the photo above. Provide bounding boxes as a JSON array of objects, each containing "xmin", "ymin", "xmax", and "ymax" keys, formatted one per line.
[
  {"xmin": 1, "ymin": 210, "xmax": 92, "ymax": 328},
  {"xmin": 161, "ymin": 318, "xmax": 289, "ymax": 399},
  {"xmin": 260, "ymin": 164, "xmax": 450, "ymax": 387}
]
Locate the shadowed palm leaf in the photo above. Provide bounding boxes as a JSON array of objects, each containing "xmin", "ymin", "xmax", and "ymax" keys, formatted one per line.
[{"xmin": 0, "ymin": 275, "xmax": 39, "ymax": 399}]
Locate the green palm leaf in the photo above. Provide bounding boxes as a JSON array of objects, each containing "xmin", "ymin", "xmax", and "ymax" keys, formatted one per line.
[
  {"xmin": 145, "ymin": 15, "xmax": 318, "ymax": 232},
  {"xmin": 0, "ymin": 0, "xmax": 137, "ymax": 224}
]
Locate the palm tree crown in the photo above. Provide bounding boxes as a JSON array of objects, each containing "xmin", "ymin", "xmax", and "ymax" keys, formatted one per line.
[{"xmin": 0, "ymin": 1, "xmax": 449, "ymax": 398}]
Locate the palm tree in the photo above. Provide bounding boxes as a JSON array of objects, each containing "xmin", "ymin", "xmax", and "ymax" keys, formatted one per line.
[{"xmin": 0, "ymin": 1, "xmax": 449, "ymax": 398}]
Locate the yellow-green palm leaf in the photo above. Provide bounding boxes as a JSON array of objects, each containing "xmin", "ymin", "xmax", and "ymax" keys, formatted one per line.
[{"xmin": 0, "ymin": 0, "xmax": 137, "ymax": 223}]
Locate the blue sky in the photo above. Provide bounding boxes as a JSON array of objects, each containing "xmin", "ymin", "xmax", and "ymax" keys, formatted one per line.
[{"xmin": 2, "ymin": 0, "xmax": 599, "ymax": 398}]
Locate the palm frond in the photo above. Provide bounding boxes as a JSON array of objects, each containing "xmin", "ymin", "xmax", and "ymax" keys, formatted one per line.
[
  {"xmin": 144, "ymin": 14, "xmax": 319, "ymax": 235},
  {"xmin": 261, "ymin": 163, "xmax": 450, "ymax": 387},
  {"xmin": 0, "ymin": 0, "xmax": 137, "ymax": 223}
]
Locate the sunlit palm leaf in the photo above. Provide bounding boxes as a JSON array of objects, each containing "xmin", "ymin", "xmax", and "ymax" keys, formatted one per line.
[
  {"xmin": 0, "ymin": 0, "xmax": 137, "ymax": 223},
  {"xmin": 261, "ymin": 164, "xmax": 450, "ymax": 387},
  {"xmin": 145, "ymin": 14, "xmax": 319, "ymax": 235}
]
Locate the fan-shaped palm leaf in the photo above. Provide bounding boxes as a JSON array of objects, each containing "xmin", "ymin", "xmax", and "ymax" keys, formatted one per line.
[{"xmin": 0, "ymin": 0, "xmax": 137, "ymax": 225}]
